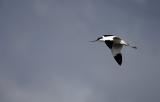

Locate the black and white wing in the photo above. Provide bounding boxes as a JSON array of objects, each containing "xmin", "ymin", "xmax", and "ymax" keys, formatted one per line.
[
  {"xmin": 104, "ymin": 36, "xmax": 120, "ymax": 49},
  {"xmin": 111, "ymin": 44, "xmax": 123, "ymax": 65}
]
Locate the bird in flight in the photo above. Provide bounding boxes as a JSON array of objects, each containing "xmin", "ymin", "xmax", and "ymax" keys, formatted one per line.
[{"xmin": 90, "ymin": 35, "xmax": 137, "ymax": 66}]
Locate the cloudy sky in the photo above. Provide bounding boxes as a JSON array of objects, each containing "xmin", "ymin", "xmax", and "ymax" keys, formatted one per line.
[{"xmin": 1, "ymin": 0, "xmax": 160, "ymax": 102}]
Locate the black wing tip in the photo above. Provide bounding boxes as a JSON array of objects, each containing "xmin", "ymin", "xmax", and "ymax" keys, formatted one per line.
[
  {"xmin": 118, "ymin": 62, "xmax": 122, "ymax": 66},
  {"xmin": 114, "ymin": 53, "xmax": 122, "ymax": 66}
]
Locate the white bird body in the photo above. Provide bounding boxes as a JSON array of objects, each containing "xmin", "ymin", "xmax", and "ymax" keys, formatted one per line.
[
  {"xmin": 100, "ymin": 35, "xmax": 115, "ymax": 41},
  {"xmin": 91, "ymin": 35, "xmax": 137, "ymax": 66}
]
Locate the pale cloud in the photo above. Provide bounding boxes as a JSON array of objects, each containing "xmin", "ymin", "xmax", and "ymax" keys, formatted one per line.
[
  {"xmin": 134, "ymin": 0, "xmax": 148, "ymax": 4},
  {"xmin": 33, "ymin": 0, "xmax": 51, "ymax": 16},
  {"xmin": 0, "ymin": 78, "xmax": 97, "ymax": 102}
]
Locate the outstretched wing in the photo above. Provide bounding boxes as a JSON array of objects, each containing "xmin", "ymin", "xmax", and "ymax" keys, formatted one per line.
[{"xmin": 111, "ymin": 44, "xmax": 123, "ymax": 65}]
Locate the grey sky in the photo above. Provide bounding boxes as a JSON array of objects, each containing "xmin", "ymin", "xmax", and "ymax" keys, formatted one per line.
[{"xmin": 0, "ymin": 0, "xmax": 160, "ymax": 102}]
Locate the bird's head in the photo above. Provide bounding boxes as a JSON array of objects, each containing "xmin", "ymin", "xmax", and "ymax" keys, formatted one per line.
[{"xmin": 90, "ymin": 36, "xmax": 104, "ymax": 42}]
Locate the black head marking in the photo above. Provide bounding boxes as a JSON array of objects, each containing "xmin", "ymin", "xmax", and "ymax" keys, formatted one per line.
[
  {"xmin": 90, "ymin": 36, "xmax": 103, "ymax": 42},
  {"xmin": 97, "ymin": 37, "xmax": 102, "ymax": 40}
]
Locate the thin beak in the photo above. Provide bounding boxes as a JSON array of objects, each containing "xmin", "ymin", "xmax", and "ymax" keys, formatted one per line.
[{"xmin": 89, "ymin": 39, "xmax": 99, "ymax": 42}]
